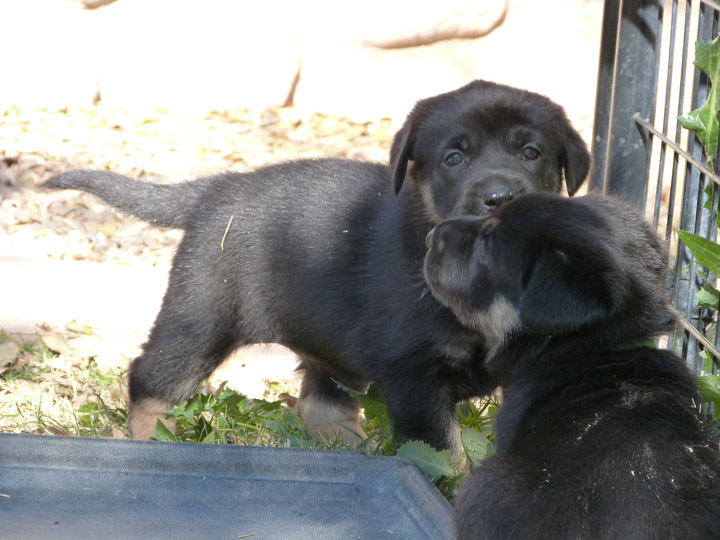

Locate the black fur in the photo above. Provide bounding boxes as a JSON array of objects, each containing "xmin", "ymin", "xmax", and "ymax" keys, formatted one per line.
[
  {"xmin": 44, "ymin": 80, "xmax": 589, "ymax": 452},
  {"xmin": 424, "ymin": 193, "xmax": 720, "ymax": 539}
]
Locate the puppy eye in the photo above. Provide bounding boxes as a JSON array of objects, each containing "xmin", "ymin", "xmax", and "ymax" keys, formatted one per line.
[
  {"xmin": 444, "ymin": 151, "xmax": 464, "ymax": 167},
  {"xmin": 522, "ymin": 146, "xmax": 540, "ymax": 160}
]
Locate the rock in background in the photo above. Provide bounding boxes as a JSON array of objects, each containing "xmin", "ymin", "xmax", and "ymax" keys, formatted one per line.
[{"xmin": 1, "ymin": 0, "xmax": 600, "ymax": 121}]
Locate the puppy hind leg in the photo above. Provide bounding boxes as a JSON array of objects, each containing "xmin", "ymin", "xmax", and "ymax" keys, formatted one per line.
[
  {"xmin": 295, "ymin": 365, "xmax": 368, "ymax": 447},
  {"xmin": 127, "ymin": 323, "xmax": 240, "ymax": 440}
]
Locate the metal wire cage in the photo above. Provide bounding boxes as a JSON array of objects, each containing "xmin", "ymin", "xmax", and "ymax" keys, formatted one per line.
[{"xmin": 591, "ymin": 0, "xmax": 720, "ymax": 414}]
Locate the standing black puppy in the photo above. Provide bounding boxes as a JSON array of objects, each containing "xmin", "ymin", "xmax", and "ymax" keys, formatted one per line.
[
  {"xmin": 44, "ymin": 80, "xmax": 590, "ymax": 454},
  {"xmin": 424, "ymin": 193, "xmax": 720, "ymax": 538}
]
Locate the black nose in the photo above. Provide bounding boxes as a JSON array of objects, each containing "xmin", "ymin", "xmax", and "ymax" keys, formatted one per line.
[{"xmin": 483, "ymin": 186, "xmax": 515, "ymax": 210}]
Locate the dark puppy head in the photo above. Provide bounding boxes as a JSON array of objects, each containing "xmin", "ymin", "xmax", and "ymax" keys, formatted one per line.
[
  {"xmin": 423, "ymin": 193, "xmax": 673, "ymax": 356},
  {"xmin": 391, "ymin": 80, "xmax": 590, "ymax": 221}
]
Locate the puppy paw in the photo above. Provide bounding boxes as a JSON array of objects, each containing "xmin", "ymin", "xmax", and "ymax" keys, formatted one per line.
[
  {"xmin": 295, "ymin": 395, "xmax": 369, "ymax": 447},
  {"xmin": 128, "ymin": 398, "xmax": 175, "ymax": 440}
]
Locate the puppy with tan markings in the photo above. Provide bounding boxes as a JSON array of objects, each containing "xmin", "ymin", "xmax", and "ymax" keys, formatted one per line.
[
  {"xmin": 44, "ymin": 80, "xmax": 589, "ymax": 454},
  {"xmin": 424, "ymin": 193, "xmax": 720, "ymax": 539}
]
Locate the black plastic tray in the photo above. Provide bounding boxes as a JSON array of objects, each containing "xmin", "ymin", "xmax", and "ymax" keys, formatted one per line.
[{"xmin": 0, "ymin": 433, "xmax": 453, "ymax": 539}]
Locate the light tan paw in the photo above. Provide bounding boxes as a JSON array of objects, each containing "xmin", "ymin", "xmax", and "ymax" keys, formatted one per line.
[{"xmin": 128, "ymin": 398, "xmax": 175, "ymax": 440}]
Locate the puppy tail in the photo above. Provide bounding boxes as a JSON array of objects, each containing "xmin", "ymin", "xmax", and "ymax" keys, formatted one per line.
[{"xmin": 44, "ymin": 170, "xmax": 207, "ymax": 229}]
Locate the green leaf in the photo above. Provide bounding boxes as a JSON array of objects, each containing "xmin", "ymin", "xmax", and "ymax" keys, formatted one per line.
[
  {"xmin": 700, "ymin": 349, "xmax": 717, "ymax": 374},
  {"xmin": 220, "ymin": 392, "xmax": 247, "ymax": 414},
  {"xmin": 152, "ymin": 420, "xmax": 178, "ymax": 442},
  {"xmin": 443, "ymin": 472, "xmax": 468, "ymax": 499},
  {"xmin": 697, "ymin": 375, "xmax": 720, "ymax": 405},
  {"xmin": 701, "ymin": 183, "xmax": 720, "ymax": 229},
  {"xmin": 677, "ymin": 229, "xmax": 720, "ymax": 275},
  {"xmin": 396, "ymin": 441, "xmax": 455, "ymax": 481},
  {"xmin": 201, "ymin": 430, "xmax": 218, "ymax": 444},
  {"xmin": 679, "ymin": 35, "xmax": 720, "ymax": 171},
  {"xmin": 697, "ymin": 281, "xmax": 720, "ymax": 309},
  {"xmin": 332, "ymin": 381, "xmax": 391, "ymax": 432},
  {"xmin": 64, "ymin": 319, "xmax": 93, "ymax": 335},
  {"xmin": 679, "ymin": 113, "xmax": 706, "ymax": 132},
  {"xmin": 461, "ymin": 427, "xmax": 494, "ymax": 466},
  {"xmin": 357, "ymin": 385, "xmax": 390, "ymax": 431}
]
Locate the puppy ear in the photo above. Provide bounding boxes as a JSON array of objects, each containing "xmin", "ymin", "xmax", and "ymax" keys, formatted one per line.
[
  {"xmin": 389, "ymin": 117, "xmax": 415, "ymax": 195},
  {"xmin": 519, "ymin": 248, "xmax": 615, "ymax": 334},
  {"xmin": 560, "ymin": 126, "xmax": 591, "ymax": 196}
]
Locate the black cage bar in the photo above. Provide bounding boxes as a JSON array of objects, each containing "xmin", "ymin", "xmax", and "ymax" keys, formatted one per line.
[{"xmin": 591, "ymin": 0, "xmax": 720, "ymax": 408}]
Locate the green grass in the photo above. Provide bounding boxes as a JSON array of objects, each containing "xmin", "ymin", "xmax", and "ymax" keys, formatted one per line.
[
  {"xmin": 150, "ymin": 380, "xmax": 499, "ymax": 497},
  {"xmin": 0, "ymin": 332, "xmax": 128, "ymax": 438},
  {"xmin": 0, "ymin": 333, "xmax": 499, "ymax": 497}
]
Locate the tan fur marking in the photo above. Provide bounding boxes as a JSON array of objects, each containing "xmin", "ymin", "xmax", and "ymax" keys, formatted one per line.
[
  {"xmin": 417, "ymin": 182, "xmax": 443, "ymax": 223},
  {"xmin": 295, "ymin": 395, "xmax": 367, "ymax": 446},
  {"xmin": 454, "ymin": 297, "xmax": 521, "ymax": 356},
  {"xmin": 128, "ymin": 398, "xmax": 175, "ymax": 440}
]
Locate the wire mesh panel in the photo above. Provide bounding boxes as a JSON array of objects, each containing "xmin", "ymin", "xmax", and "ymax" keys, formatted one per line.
[{"xmin": 591, "ymin": 0, "xmax": 720, "ymax": 418}]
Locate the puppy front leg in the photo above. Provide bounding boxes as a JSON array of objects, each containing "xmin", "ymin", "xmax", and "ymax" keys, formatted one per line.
[{"xmin": 382, "ymin": 381, "xmax": 464, "ymax": 462}]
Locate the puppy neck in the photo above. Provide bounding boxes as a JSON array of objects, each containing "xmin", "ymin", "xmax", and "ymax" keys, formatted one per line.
[{"xmin": 485, "ymin": 328, "xmax": 661, "ymax": 387}]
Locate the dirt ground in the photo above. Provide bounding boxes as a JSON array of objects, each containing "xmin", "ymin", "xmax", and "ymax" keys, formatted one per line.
[{"xmin": 0, "ymin": 0, "xmax": 603, "ymax": 422}]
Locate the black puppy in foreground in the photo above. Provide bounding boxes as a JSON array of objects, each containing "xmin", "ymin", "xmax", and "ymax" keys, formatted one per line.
[
  {"xmin": 424, "ymin": 193, "xmax": 720, "ymax": 539},
  {"xmin": 44, "ymin": 80, "xmax": 590, "ymax": 454}
]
